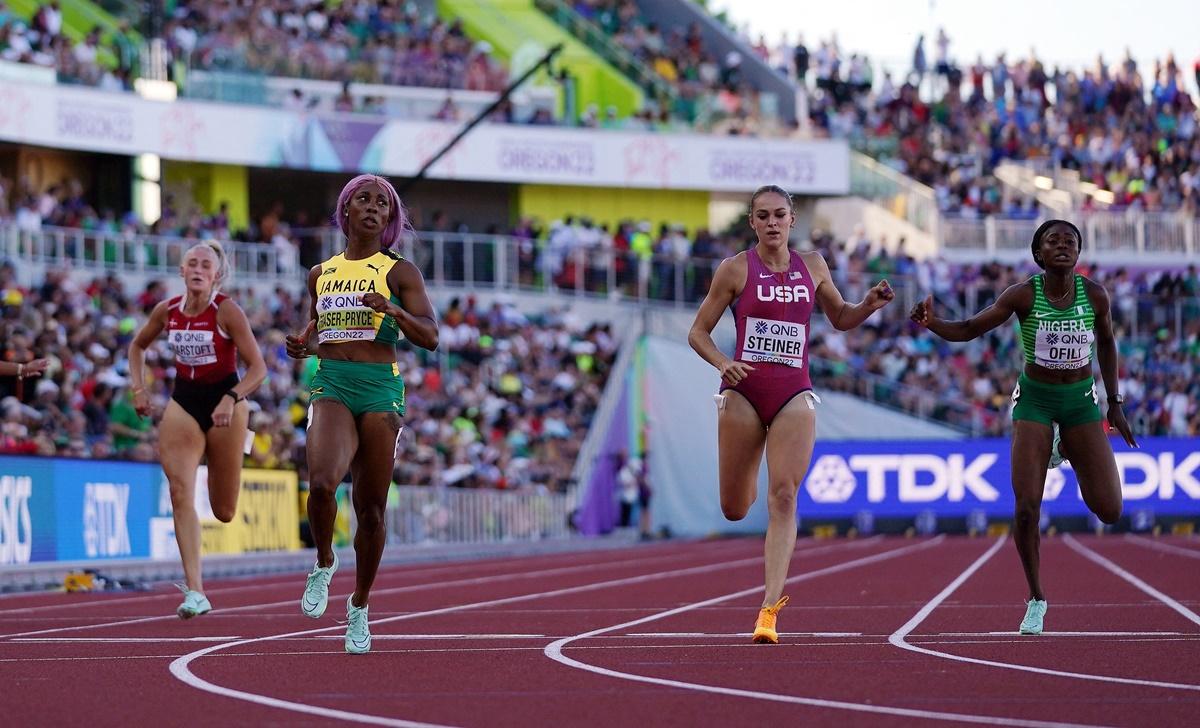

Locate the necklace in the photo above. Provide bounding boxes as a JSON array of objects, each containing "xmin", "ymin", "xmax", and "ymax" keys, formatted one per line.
[{"xmin": 1045, "ymin": 278, "xmax": 1072, "ymax": 305}]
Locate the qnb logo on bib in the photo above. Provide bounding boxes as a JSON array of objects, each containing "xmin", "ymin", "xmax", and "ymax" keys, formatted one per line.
[
  {"xmin": 742, "ymin": 316, "xmax": 806, "ymax": 367},
  {"xmin": 1035, "ymin": 327, "xmax": 1094, "ymax": 369},
  {"xmin": 168, "ymin": 329, "xmax": 217, "ymax": 366},
  {"xmin": 756, "ymin": 284, "xmax": 810, "ymax": 303}
]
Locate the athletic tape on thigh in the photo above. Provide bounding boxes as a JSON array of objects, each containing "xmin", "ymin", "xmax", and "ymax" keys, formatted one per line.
[
  {"xmin": 243, "ymin": 429, "xmax": 254, "ymax": 455},
  {"xmin": 712, "ymin": 393, "xmax": 727, "ymax": 411},
  {"xmin": 394, "ymin": 426, "xmax": 405, "ymax": 460},
  {"xmin": 801, "ymin": 391, "xmax": 822, "ymax": 410}
]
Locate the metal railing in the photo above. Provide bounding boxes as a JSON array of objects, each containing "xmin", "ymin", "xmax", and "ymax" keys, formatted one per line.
[
  {"xmin": 1, "ymin": 224, "xmax": 288, "ymax": 280},
  {"xmin": 850, "ymin": 151, "xmax": 939, "ymax": 237},
  {"xmin": 382, "ymin": 485, "xmax": 576, "ymax": 545},
  {"xmin": 939, "ymin": 212, "xmax": 1199, "ymax": 259}
]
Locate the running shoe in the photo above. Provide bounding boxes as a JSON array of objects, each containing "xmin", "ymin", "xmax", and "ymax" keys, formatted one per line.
[
  {"xmin": 751, "ymin": 596, "xmax": 790, "ymax": 644},
  {"xmin": 300, "ymin": 552, "xmax": 339, "ymax": 619},
  {"xmin": 1019, "ymin": 599, "xmax": 1048, "ymax": 635},
  {"xmin": 345, "ymin": 595, "xmax": 371, "ymax": 654},
  {"xmin": 1048, "ymin": 423, "xmax": 1064, "ymax": 469},
  {"xmin": 176, "ymin": 584, "xmax": 211, "ymax": 619}
]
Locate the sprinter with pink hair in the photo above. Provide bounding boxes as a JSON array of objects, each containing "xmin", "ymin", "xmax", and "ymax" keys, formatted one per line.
[{"xmin": 286, "ymin": 174, "xmax": 439, "ymax": 654}]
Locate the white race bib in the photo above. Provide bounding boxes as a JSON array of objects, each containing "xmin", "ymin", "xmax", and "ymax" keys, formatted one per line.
[
  {"xmin": 741, "ymin": 317, "xmax": 807, "ymax": 368},
  {"xmin": 316, "ymin": 292, "xmax": 378, "ymax": 343},
  {"xmin": 167, "ymin": 329, "xmax": 217, "ymax": 366},
  {"xmin": 1034, "ymin": 327, "xmax": 1094, "ymax": 370}
]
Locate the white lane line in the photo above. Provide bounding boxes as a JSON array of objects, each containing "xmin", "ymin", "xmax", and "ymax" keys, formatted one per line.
[
  {"xmin": 544, "ymin": 537, "xmax": 1101, "ymax": 728},
  {"xmin": 0, "ymin": 538, "xmax": 792, "ymax": 641},
  {"xmin": 171, "ymin": 538, "xmax": 880, "ymax": 726},
  {"xmin": 1064, "ymin": 534, "xmax": 1200, "ymax": 629},
  {"xmin": 311, "ymin": 634, "xmax": 546, "ymax": 641},
  {"xmin": 12, "ymin": 636, "xmax": 242, "ymax": 643},
  {"xmin": 889, "ymin": 537, "xmax": 1200, "ymax": 692},
  {"xmin": 0, "ymin": 541, "xmax": 739, "ymax": 616},
  {"xmin": 937, "ymin": 631, "xmax": 1186, "ymax": 637},
  {"xmin": 1123, "ymin": 535, "xmax": 1200, "ymax": 560},
  {"xmin": 623, "ymin": 632, "xmax": 863, "ymax": 638}
]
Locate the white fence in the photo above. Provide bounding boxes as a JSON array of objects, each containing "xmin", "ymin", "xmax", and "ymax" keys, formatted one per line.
[
  {"xmin": 381, "ymin": 486, "xmax": 576, "ymax": 545},
  {"xmin": 940, "ymin": 212, "xmax": 1199, "ymax": 261}
]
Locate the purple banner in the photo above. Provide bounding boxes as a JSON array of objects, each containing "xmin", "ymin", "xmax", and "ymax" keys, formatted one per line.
[{"xmin": 574, "ymin": 378, "xmax": 631, "ymax": 536}]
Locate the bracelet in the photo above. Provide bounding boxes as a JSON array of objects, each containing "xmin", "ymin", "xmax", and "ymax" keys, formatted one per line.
[
  {"xmin": 224, "ymin": 389, "xmax": 244, "ymax": 403},
  {"xmin": 17, "ymin": 363, "xmax": 24, "ymax": 378}
]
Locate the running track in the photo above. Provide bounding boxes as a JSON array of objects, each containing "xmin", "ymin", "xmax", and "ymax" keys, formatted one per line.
[{"xmin": 2, "ymin": 534, "xmax": 1198, "ymax": 727}]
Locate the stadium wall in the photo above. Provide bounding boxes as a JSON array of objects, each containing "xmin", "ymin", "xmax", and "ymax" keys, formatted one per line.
[
  {"xmin": 163, "ymin": 161, "xmax": 250, "ymax": 233},
  {"xmin": 517, "ymin": 184, "xmax": 710, "ymax": 235},
  {"xmin": 0, "ymin": 457, "xmax": 300, "ymax": 567}
]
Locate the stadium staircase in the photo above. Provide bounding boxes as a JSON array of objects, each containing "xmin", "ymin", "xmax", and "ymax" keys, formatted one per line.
[
  {"xmin": 531, "ymin": 0, "xmax": 678, "ymax": 113},
  {"xmin": 435, "ymin": 0, "xmax": 645, "ymax": 119}
]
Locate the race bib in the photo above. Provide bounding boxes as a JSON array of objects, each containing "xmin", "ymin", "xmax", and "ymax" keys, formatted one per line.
[
  {"xmin": 316, "ymin": 293, "xmax": 379, "ymax": 344},
  {"xmin": 167, "ymin": 329, "xmax": 217, "ymax": 366},
  {"xmin": 741, "ymin": 317, "xmax": 806, "ymax": 368},
  {"xmin": 1034, "ymin": 328, "xmax": 1093, "ymax": 370}
]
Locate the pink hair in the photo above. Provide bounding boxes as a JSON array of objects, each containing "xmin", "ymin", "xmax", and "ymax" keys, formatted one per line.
[{"xmin": 333, "ymin": 174, "xmax": 410, "ymax": 249}]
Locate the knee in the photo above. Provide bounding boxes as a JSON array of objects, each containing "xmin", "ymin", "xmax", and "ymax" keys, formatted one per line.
[
  {"xmin": 721, "ymin": 498, "xmax": 751, "ymax": 522},
  {"xmin": 211, "ymin": 504, "xmax": 236, "ymax": 524},
  {"xmin": 356, "ymin": 504, "xmax": 386, "ymax": 532},
  {"xmin": 1096, "ymin": 504, "xmax": 1122, "ymax": 525},
  {"xmin": 1013, "ymin": 497, "xmax": 1040, "ymax": 527},
  {"xmin": 308, "ymin": 474, "xmax": 340, "ymax": 499},
  {"xmin": 168, "ymin": 480, "xmax": 193, "ymax": 510},
  {"xmin": 767, "ymin": 480, "xmax": 797, "ymax": 516}
]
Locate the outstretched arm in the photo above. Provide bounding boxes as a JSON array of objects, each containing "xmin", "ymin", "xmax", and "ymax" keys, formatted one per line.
[
  {"xmin": 806, "ymin": 252, "xmax": 894, "ymax": 330},
  {"xmin": 911, "ymin": 282, "xmax": 1028, "ymax": 342}
]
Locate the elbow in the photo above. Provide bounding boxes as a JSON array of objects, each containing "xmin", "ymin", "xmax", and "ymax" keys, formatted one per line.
[
  {"xmin": 423, "ymin": 332, "xmax": 440, "ymax": 352},
  {"xmin": 687, "ymin": 327, "xmax": 704, "ymax": 352}
]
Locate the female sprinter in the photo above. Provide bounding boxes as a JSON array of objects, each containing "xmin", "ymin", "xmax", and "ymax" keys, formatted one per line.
[
  {"xmin": 286, "ymin": 174, "xmax": 438, "ymax": 654},
  {"xmin": 129, "ymin": 241, "xmax": 266, "ymax": 618},
  {"xmin": 910, "ymin": 219, "xmax": 1137, "ymax": 635},
  {"xmin": 688, "ymin": 185, "xmax": 894, "ymax": 643}
]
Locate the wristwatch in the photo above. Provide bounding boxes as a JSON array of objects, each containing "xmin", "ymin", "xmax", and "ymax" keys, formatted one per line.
[
  {"xmin": 225, "ymin": 389, "xmax": 244, "ymax": 403},
  {"xmin": 1107, "ymin": 393, "xmax": 1124, "ymax": 405}
]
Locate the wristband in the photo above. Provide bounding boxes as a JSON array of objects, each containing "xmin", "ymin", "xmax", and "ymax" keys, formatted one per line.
[
  {"xmin": 224, "ymin": 390, "xmax": 244, "ymax": 403},
  {"xmin": 17, "ymin": 363, "xmax": 24, "ymax": 378}
]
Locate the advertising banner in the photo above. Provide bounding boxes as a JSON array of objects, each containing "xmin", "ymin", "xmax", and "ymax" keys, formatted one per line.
[
  {"xmin": 53, "ymin": 460, "xmax": 158, "ymax": 561},
  {"xmin": 800, "ymin": 437, "xmax": 1200, "ymax": 518},
  {"xmin": 0, "ymin": 456, "xmax": 299, "ymax": 565},
  {"xmin": 0, "ymin": 457, "xmax": 57, "ymax": 565},
  {"xmin": 0, "ymin": 80, "xmax": 849, "ymax": 194}
]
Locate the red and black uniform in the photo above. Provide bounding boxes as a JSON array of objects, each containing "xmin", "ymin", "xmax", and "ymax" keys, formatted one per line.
[
  {"xmin": 721, "ymin": 248, "xmax": 816, "ymax": 426},
  {"xmin": 166, "ymin": 293, "xmax": 239, "ymax": 431}
]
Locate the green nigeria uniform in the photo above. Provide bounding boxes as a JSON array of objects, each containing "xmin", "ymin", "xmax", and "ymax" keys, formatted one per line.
[
  {"xmin": 310, "ymin": 250, "xmax": 407, "ymax": 416},
  {"xmin": 1011, "ymin": 273, "xmax": 1101, "ymax": 427}
]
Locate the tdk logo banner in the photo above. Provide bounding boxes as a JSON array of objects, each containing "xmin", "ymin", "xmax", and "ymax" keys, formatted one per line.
[{"xmin": 800, "ymin": 438, "xmax": 1200, "ymax": 517}]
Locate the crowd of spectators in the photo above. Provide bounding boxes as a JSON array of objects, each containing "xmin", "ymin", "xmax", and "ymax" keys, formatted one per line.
[
  {"xmin": 785, "ymin": 31, "xmax": 1200, "ymax": 216},
  {"xmin": 0, "ymin": 1, "xmax": 137, "ymax": 90},
  {"xmin": 167, "ymin": 0, "xmax": 508, "ymax": 93},
  {"xmin": 0, "ymin": 260, "xmax": 617, "ymax": 493}
]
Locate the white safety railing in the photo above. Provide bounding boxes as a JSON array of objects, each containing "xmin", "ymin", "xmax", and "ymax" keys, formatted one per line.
[
  {"xmin": 939, "ymin": 211, "xmax": 1198, "ymax": 260},
  {"xmin": 1, "ymin": 224, "xmax": 289, "ymax": 280},
  {"xmin": 382, "ymin": 485, "xmax": 576, "ymax": 545},
  {"xmin": 850, "ymin": 151, "xmax": 940, "ymax": 237}
]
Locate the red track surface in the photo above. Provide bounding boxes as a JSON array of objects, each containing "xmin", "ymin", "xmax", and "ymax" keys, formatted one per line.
[{"xmin": 2, "ymin": 534, "xmax": 1198, "ymax": 727}]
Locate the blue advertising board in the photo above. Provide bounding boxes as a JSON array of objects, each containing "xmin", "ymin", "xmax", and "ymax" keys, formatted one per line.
[
  {"xmin": 53, "ymin": 460, "xmax": 159, "ymax": 561},
  {"xmin": 0, "ymin": 456, "xmax": 161, "ymax": 565},
  {"xmin": 0, "ymin": 457, "xmax": 57, "ymax": 565},
  {"xmin": 800, "ymin": 437, "xmax": 1200, "ymax": 518}
]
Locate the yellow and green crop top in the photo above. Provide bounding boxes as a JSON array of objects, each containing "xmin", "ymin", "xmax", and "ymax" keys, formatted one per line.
[{"xmin": 315, "ymin": 250, "xmax": 404, "ymax": 345}]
